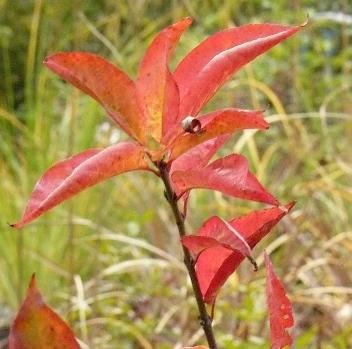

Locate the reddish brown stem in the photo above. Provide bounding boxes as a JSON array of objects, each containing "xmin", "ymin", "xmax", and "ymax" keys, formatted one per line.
[{"xmin": 158, "ymin": 161, "xmax": 218, "ymax": 349}]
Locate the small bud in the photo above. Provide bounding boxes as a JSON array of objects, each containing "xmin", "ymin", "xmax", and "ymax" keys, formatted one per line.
[{"xmin": 181, "ymin": 116, "xmax": 203, "ymax": 135}]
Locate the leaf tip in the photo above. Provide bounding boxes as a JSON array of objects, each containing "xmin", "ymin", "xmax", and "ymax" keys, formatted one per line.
[
  {"xmin": 286, "ymin": 201, "xmax": 296, "ymax": 211},
  {"xmin": 8, "ymin": 220, "xmax": 24, "ymax": 229},
  {"xmin": 43, "ymin": 53, "xmax": 60, "ymax": 69},
  {"xmin": 23, "ymin": 273, "xmax": 41, "ymax": 303},
  {"xmin": 26, "ymin": 273, "xmax": 39, "ymax": 298},
  {"xmin": 43, "ymin": 54, "xmax": 53, "ymax": 66},
  {"xmin": 29, "ymin": 273, "xmax": 36, "ymax": 288},
  {"xmin": 278, "ymin": 201, "xmax": 296, "ymax": 213}
]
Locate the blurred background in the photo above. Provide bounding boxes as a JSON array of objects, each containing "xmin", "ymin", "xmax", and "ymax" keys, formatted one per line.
[{"xmin": 0, "ymin": 0, "xmax": 351, "ymax": 348}]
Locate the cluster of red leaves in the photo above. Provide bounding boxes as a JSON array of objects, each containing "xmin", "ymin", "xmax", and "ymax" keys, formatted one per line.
[
  {"xmin": 10, "ymin": 17, "xmax": 304, "ymax": 348},
  {"xmin": 9, "ymin": 255, "xmax": 293, "ymax": 349},
  {"xmin": 181, "ymin": 202, "xmax": 295, "ymax": 304}
]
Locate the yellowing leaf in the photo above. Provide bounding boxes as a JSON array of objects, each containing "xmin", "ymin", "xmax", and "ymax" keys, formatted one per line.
[{"xmin": 9, "ymin": 275, "xmax": 80, "ymax": 349}]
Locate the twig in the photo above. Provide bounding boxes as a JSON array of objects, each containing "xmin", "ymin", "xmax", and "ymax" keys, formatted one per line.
[{"xmin": 158, "ymin": 160, "xmax": 218, "ymax": 349}]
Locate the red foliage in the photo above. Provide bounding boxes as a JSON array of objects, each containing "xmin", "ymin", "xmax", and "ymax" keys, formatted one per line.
[
  {"xmin": 172, "ymin": 153, "xmax": 278, "ymax": 205},
  {"xmin": 10, "ymin": 17, "xmax": 304, "ymax": 347},
  {"xmin": 265, "ymin": 253, "xmax": 294, "ymax": 349},
  {"xmin": 182, "ymin": 203, "xmax": 295, "ymax": 303},
  {"xmin": 12, "ymin": 18, "xmax": 302, "ymax": 228},
  {"xmin": 8, "ymin": 276, "xmax": 80, "ymax": 349},
  {"xmin": 12, "ymin": 142, "xmax": 149, "ymax": 228}
]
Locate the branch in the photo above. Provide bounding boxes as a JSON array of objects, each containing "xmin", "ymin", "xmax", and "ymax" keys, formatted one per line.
[{"xmin": 158, "ymin": 160, "xmax": 218, "ymax": 349}]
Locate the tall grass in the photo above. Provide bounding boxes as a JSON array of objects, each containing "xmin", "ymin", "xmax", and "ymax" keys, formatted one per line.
[{"xmin": 0, "ymin": 0, "xmax": 351, "ymax": 348}]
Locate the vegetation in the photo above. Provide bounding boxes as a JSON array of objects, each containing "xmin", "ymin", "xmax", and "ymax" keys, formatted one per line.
[{"xmin": 1, "ymin": 1, "xmax": 351, "ymax": 348}]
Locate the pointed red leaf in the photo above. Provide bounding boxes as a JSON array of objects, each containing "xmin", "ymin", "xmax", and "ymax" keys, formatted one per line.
[
  {"xmin": 9, "ymin": 275, "xmax": 80, "ymax": 349},
  {"xmin": 172, "ymin": 154, "xmax": 278, "ymax": 206},
  {"xmin": 181, "ymin": 236, "xmax": 220, "ymax": 255},
  {"xmin": 161, "ymin": 73, "xmax": 180, "ymax": 142},
  {"xmin": 175, "ymin": 23, "xmax": 305, "ymax": 117},
  {"xmin": 12, "ymin": 142, "xmax": 149, "ymax": 228},
  {"xmin": 169, "ymin": 109, "xmax": 268, "ymax": 160},
  {"xmin": 193, "ymin": 203, "xmax": 295, "ymax": 303},
  {"xmin": 170, "ymin": 135, "xmax": 230, "ymax": 172},
  {"xmin": 137, "ymin": 18, "xmax": 192, "ymax": 142},
  {"xmin": 182, "ymin": 216, "xmax": 253, "ymax": 260},
  {"xmin": 265, "ymin": 252, "xmax": 294, "ymax": 349},
  {"xmin": 196, "ymin": 245, "xmax": 240, "ymax": 303},
  {"xmin": 229, "ymin": 202, "xmax": 295, "ymax": 245},
  {"xmin": 44, "ymin": 52, "xmax": 145, "ymax": 142},
  {"xmin": 170, "ymin": 135, "xmax": 230, "ymax": 216}
]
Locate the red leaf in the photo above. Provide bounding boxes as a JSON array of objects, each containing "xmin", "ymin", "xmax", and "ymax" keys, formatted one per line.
[
  {"xmin": 9, "ymin": 275, "xmax": 80, "ymax": 349},
  {"xmin": 44, "ymin": 52, "xmax": 146, "ymax": 143},
  {"xmin": 196, "ymin": 245, "xmax": 239, "ymax": 303},
  {"xmin": 182, "ymin": 216, "xmax": 253, "ymax": 261},
  {"xmin": 229, "ymin": 202, "xmax": 295, "ymax": 245},
  {"xmin": 172, "ymin": 154, "xmax": 278, "ymax": 206},
  {"xmin": 137, "ymin": 18, "xmax": 192, "ymax": 142},
  {"xmin": 181, "ymin": 236, "xmax": 220, "ymax": 255},
  {"xmin": 170, "ymin": 135, "xmax": 230, "ymax": 172},
  {"xmin": 169, "ymin": 108, "xmax": 268, "ymax": 160},
  {"xmin": 193, "ymin": 203, "xmax": 295, "ymax": 303},
  {"xmin": 170, "ymin": 135, "xmax": 230, "ymax": 216},
  {"xmin": 175, "ymin": 23, "xmax": 305, "ymax": 117},
  {"xmin": 12, "ymin": 142, "xmax": 149, "ymax": 228},
  {"xmin": 265, "ymin": 252, "xmax": 294, "ymax": 349}
]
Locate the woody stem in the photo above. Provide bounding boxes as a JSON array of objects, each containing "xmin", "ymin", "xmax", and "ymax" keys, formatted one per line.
[{"xmin": 158, "ymin": 160, "xmax": 218, "ymax": 349}]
